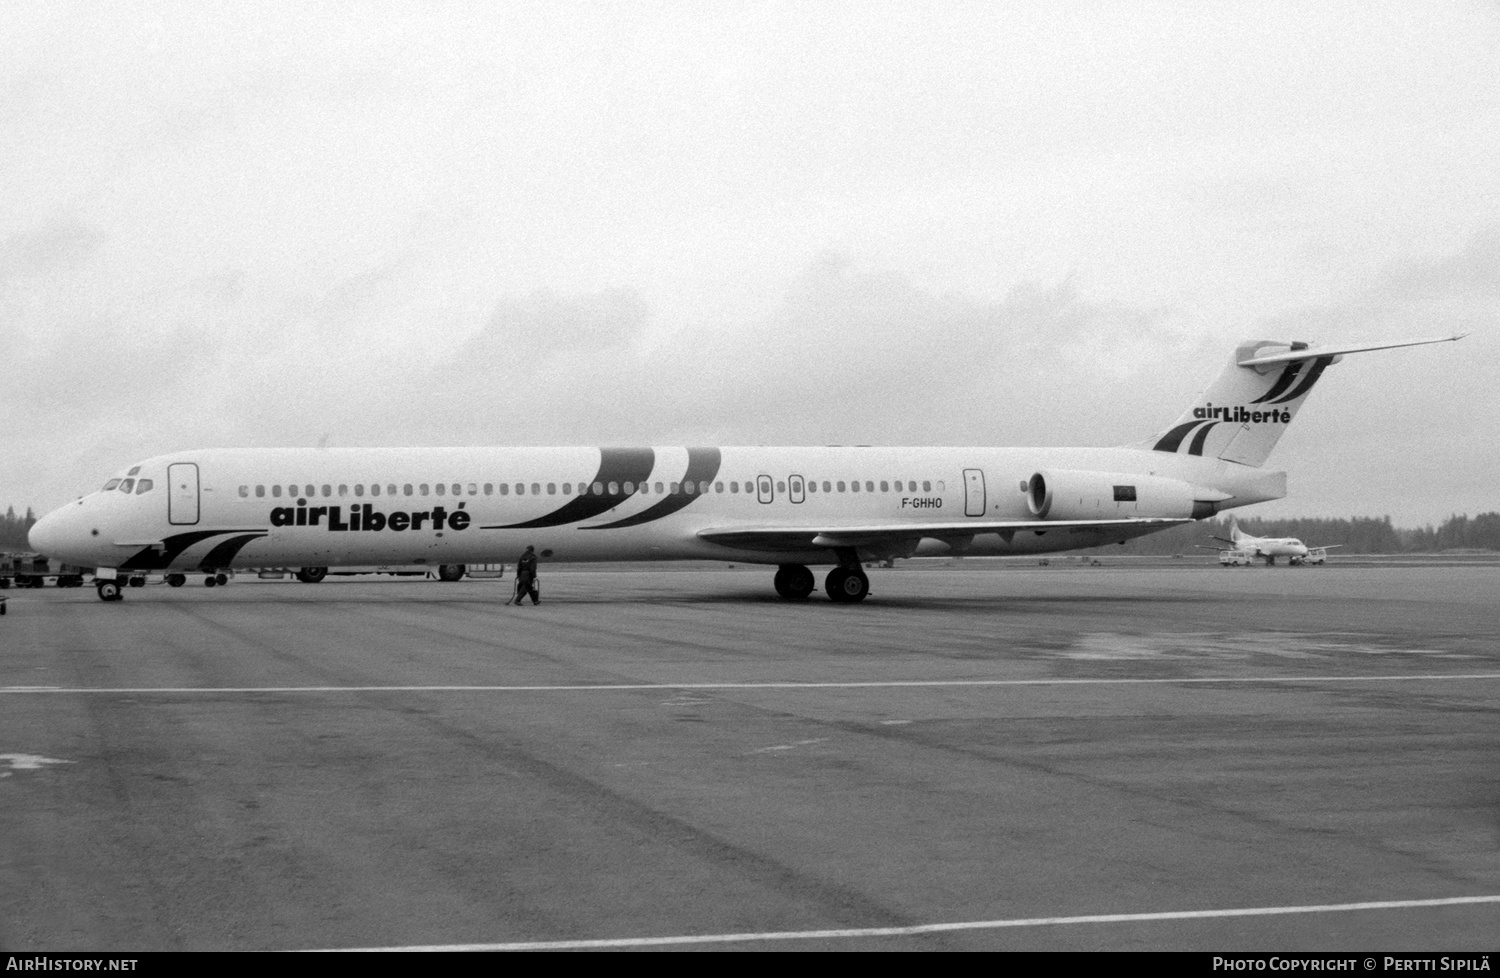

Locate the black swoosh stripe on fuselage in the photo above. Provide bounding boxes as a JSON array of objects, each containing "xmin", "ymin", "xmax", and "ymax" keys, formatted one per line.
[
  {"xmin": 584, "ymin": 447, "xmax": 723, "ymax": 530},
  {"xmin": 197, "ymin": 533, "xmax": 268, "ymax": 571},
  {"xmin": 1268, "ymin": 355, "xmax": 1333, "ymax": 404},
  {"xmin": 483, "ymin": 447, "xmax": 656, "ymax": 529},
  {"xmin": 121, "ymin": 530, "xmax": 266, "ymax": 570},
  {"xmin": 1251, "ymin": 361, "xmax": 1303, "ymax": 404}
]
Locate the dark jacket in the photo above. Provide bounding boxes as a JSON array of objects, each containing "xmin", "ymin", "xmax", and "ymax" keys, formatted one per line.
[{"xmin": 516, "ymin": 551, "xmax": 538, "ymax": 583}]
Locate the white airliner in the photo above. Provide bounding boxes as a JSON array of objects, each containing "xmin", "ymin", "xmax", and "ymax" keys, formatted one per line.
[
  {"xmin": 28, "ymin": 335, "xmax": 1461, "ymax": 604},
  {"xmin": 1204, "ymin": 518, "xmax": 1342, "ymax": 566}
]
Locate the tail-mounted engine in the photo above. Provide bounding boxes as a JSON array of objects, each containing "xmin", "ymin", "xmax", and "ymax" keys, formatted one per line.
[{"xmin": 1027, "ymin": 469, "xmax": 1229, "ymax": 521}]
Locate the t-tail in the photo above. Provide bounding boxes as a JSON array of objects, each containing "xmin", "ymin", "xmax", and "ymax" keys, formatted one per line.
[
  {"xmin": 1136, "ymin": 335, "xmax": 1465, "ymax": 467},
  {"xmin": 1209, "ymin": 518, "xmax": 1246, "ymax": 547}
]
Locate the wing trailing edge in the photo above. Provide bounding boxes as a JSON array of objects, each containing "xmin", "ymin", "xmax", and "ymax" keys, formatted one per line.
[{"xmin": 699, "ymin": 517, "xmax": 1191, "ymax": 553}]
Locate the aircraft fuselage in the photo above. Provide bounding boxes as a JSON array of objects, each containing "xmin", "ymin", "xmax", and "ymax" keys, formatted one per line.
[{"xmin": 30, "ymin": 444, "xmax": 1285, "ymax": 573}]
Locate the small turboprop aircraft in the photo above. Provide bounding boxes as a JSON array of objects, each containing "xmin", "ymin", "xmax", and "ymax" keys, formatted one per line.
[
  {"xmin": 1203, "ymin": 518, "xmax": 1342, "ymax": 566},
  {"xmin": 29, "ymin": 335, "xmax": 1460, "ymax": 603}
]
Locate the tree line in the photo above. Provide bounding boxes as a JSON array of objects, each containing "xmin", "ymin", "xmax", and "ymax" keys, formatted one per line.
[
  {"xmin": 3, "ymin": 502, "xmax": 1498, "ymax": 555},
  {"xmin": 1, "ymin": 506, "xmax": 38, "ymax": 550},
  {"xmin": 1102, "ymin": 512, "xmax": 1500, "ymax": 556}
]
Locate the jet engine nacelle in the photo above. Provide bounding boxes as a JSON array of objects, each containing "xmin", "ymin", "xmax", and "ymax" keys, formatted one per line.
[{"xmin": 1027, "ymin": 469, "xmax": 1228, "ymax": 521}]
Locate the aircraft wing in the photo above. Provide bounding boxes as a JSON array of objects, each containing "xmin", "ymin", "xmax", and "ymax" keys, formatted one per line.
[{"xmin": 698, "ymin": 517, "xmax": 1191, "ymax": 553}]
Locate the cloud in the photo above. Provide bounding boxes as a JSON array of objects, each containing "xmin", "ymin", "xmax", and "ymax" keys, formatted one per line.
[
  {"xmin": 1245, "ymin": 229, "xmax": 1498, "ymax": 522},
  {"xmin": 0, "ymin": 219, "xmax": 104, "ymax": 281},
  {"xmin": 380, "ymin": 256, "xmax": 1200, "ymax": 453},
  {"xmin": 3, "ymin": 3, "xmax": 1497, "ymax": 528},
  {"xmin": 3, "ymin": 228, "xmax": 1494, "ymax": 527}
]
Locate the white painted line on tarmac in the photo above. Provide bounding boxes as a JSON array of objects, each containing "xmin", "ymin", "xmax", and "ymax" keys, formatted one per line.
[
  {"xmin": 318, "ymin": 894, "xmax": 1500, "ymax": 951},
  {"xmin": 749, "ymin": 737, "xmax": 828, "ymax": 754},
  {"xmin": 3, "ymin": 673, "xmax": 1500, "ymax": 695}
]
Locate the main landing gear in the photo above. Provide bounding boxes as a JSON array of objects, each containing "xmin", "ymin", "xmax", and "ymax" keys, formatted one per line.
[
  {"xmin": 773, "ymin": 564, "xmax": 815, "ymax": 600},
  {"xmin": 825, "ymin": 566, "xmax": 870, "ymax": 604},
  {"xmin": 771, "ymin": 560, "xmax": 871, "ymax": 604},
  {"xmin": 295, "ymin": 567, "xmax": 328, "ymax": 584}
]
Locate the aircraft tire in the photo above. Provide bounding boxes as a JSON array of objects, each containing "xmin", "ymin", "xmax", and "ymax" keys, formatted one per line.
[
  {"xmin": 773, "ymin": 564, "xmax": 815, "ymax": 600},
  {"xmin": 167, "ymin": 574, "xmax": 186, "ymax": 587},
  {"xmin": 204, "ymin": 576, "xmax": 216, "ymax": 587},
  {"xmin": 129, "ymin": 576, "xmax": 146, "ymax": 588},
  {"xmin": 437, "ymin": 564, "xmax": 466, "ymax": 582},
  {"xmin": 215, "ymin": 573, "xmax": 228, "ymax": 586},
  {"xmin": 96, "ymin": 580, "xmax": 122, "ymax": 602},
  {"xmin": 825, "ymin": 567, "xmax": 870, "ymax": 604},
  {"xmin": 295, "ymin": 567, "xmax": 328, "ymax": 584}
]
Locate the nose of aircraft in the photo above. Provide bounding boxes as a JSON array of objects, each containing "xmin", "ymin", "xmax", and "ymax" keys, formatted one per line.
[
  {"xmin": 27, "ymin": 508, "xmax": 61, "ymax": 556},
  {"xmin": 28, "ymin": 502, "xmax": 88, "ymax": 563}
]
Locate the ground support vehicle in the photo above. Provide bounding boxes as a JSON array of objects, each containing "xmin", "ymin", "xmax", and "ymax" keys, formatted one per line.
[{"xmin": 1, "ymin": 552, "xmax": 95, "ymax": 588}]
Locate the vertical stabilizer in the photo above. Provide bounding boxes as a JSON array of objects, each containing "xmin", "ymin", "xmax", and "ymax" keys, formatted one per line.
[{"xmin": 1134, "ymin": 335, "xmax": 1462, "ymax": 468}]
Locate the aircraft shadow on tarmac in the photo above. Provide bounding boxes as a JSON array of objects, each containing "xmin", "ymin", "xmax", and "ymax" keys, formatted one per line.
[
  {"xmin": 42, "ymin": 581, "xmax": 1214, "ymax": 612},
  {"xmin": 408, "ymin": 585, "xmax": 1211, "ymax": 611}
]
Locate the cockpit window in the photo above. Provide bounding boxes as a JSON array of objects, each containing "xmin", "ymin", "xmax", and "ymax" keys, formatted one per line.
[
  {"xmin": 119, "ymin": 478, "xmax": 136, "ymax": 493},
  {"xmin": 102, "ymin": 479, "xmax": 122, "ymax": 491},
  {"xmin": 127, "ymin": 466, "xmax": 141, "ymax": 476},
  {"xmin": 135, "ymin": 479, "xmax": 154, "ymax": 494}
]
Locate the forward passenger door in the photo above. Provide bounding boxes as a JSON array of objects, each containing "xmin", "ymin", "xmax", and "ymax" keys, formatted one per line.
[{"xmin": 168, "ymin": 463, "xmax": 200, "ymax": 525}]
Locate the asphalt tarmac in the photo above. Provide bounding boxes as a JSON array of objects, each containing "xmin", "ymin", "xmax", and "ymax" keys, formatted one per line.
[{"xmin": 2, "ymin": 562, "xmax": 1497, "ymax": 951}]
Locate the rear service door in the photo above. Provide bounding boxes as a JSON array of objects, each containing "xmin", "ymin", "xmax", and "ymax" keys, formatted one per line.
[
  {"xmin": 168, "ymin": 463, "xmax": 200, "ymax": 525},
  {"xmin": 963, "ymin": 468, "xmax": 986, "ymax": 517}
]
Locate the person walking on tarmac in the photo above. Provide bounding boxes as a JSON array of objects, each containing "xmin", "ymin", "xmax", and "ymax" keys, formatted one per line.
[{"xmin": 509, "ymin": 545, "xmax": 540, "ymax": 605}]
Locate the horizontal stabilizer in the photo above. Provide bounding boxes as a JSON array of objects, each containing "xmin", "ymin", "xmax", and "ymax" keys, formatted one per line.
[{"xmin": 1237, "ymin": 334, "xmax": 1465, "ymax": 367}]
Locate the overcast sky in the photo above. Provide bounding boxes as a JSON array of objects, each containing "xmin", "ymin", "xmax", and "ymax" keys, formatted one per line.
[{"xmin": 3, "ymin": 0, "xmax": 1496, "ymax": 526}]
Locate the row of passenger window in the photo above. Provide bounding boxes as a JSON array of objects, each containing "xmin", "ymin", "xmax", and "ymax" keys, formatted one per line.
[{"xmin": 237, "ymin": 478, "xmax": 942, "ymax": 500}]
